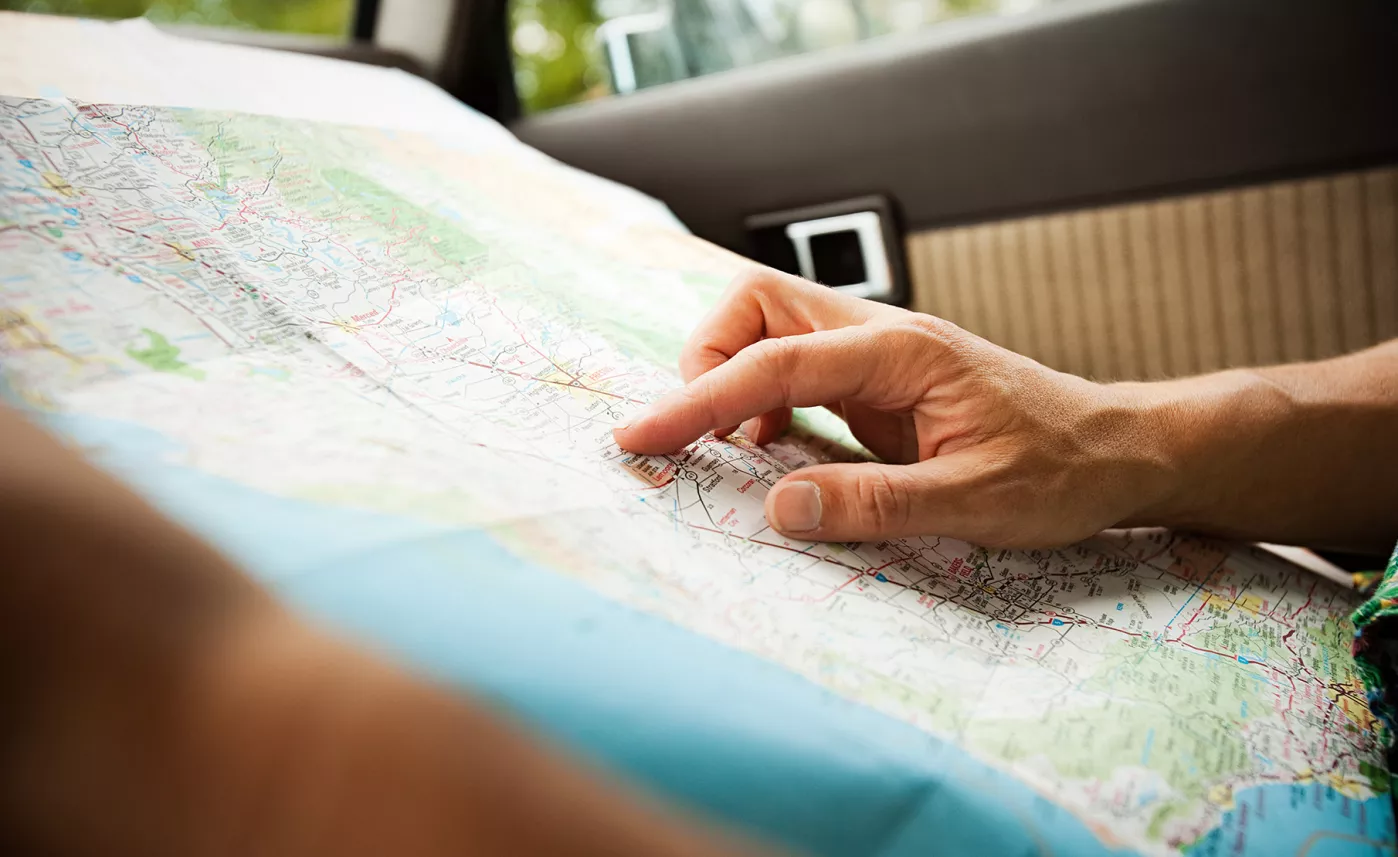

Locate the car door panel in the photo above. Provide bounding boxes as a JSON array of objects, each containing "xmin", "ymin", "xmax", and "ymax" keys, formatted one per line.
[{"xmin": 505, "ymin": 0, "xmax": 1397, "ymax": 380}]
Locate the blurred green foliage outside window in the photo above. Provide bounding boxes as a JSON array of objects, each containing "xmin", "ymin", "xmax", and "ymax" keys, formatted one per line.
[
  {"xmin": 511, "ymin": 0, "xmax": 1052, "ymax": 115},
  {"xmin": 0, "ymin": 0, "xmax": 355, "ymax": 36},
  {"xmin": 512, "ymin": 0, "xmax": 610, "ymax": 114}
]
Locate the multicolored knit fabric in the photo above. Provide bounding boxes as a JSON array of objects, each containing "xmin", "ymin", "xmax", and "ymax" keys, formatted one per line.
[{"xmin": 1351, "ymin": 546, "xmax": 1398, "ymax": 742}]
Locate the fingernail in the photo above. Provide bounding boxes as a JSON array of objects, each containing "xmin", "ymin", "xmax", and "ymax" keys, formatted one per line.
[
  {"xmin": 612, "ymin": 421, "xmax": 631, "ymax": 432},
  {"xmin": 740, "ymin": 418, "xmax": 761, "ymax": 441},
  {"xmin": 770, "ymin": 481, "xmax": 821, "ymax": 533}
]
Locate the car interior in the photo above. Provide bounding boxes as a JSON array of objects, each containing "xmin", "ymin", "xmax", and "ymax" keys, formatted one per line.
[
  {"xmin": 449, "ymin": 0, "xmax": 1398, "ymax": 388},
  {"xmin": 2, "ymin": 2, "xmax": 1397, "ymax": 853},
  {"xmin": 129, "ymin": 0, "xmax": 1397, "ymax": 568}
]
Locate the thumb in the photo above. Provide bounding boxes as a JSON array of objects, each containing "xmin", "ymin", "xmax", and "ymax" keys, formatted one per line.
[{"xmin": 764, "ymin": 460, "xmax": 972, "ymax": 543}]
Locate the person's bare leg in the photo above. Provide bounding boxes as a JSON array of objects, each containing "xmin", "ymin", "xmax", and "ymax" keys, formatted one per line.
[{"xmin": 0, "ymin": 407, "xmax": 773, "ymax": 857}]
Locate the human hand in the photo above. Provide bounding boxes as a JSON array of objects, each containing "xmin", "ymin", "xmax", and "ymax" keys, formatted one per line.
[{"xmin": 614, "ymin": 268, "xmax": 1171, "ymax": 548}]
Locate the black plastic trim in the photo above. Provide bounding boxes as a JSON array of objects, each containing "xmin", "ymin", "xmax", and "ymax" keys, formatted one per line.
[
  {"xmin": 746, "ymin": 195, "xmax": 909, "ymax": 306},
  {"xmin": 440, "ymin": 0, "xmax": 520, "ymax": 122},
  {"xmin": 353, "ymin": 0, "xmax": 380, "ymax": 42}
]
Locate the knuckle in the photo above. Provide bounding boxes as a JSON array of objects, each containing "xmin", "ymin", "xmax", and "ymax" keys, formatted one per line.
[
  {"xmin": 902, "ymin": 312, "xmax": 962, "ymax": 339},
  {"xmin": 678, "ymin": 381, "xmax": 721, "ymax": 425},
  {"xmin": 730, "ymin": 265, "xmax": 818, "ymax": 307},
  {"xmin": 895, "ymin": 315, "xmax": 991, "ymax": 369},
  {"xmin": 879, "ymin": 323, "xmax": 937, "ymax": 357},
  {"xmin": 679, "ymin": 342, "xmax": 723, "ymax": 379},
  {"xmin": 677, "ymin": 350, "xmax": 704, "ymax": 380},
  {"xmin": 875, "ymin": 316, "xmax": 1002, "ymax": 398},
  {"xmin": 855, "ymin": 468, "xmax": 912, "ymax": 534},
  {"xmin": 882, "ymin": 316, "xmax": 962, "ymax": 356},
  {"xmin": 740, "ymin": 338, "xmax": 795, "ymax": 401},
  {"xmin": 727, "ymin": 266, "xmax": 776, "ymax": 298},
  {"xmin": 746, "ymin": 335, "xmax": 793, "ymax": 367},
  {"xmin": 859, "ymin": 322, "xmax": 947, "ymax": 406}
]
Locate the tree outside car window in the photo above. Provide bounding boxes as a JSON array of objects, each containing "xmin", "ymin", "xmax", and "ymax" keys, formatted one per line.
[
  {"xmin": 0, "ymin": 0, "xmax": 354, "ymax": 36},
  {"xmin": 511, "ymin": 0, "xmax": 1044, "ymax": 115}
]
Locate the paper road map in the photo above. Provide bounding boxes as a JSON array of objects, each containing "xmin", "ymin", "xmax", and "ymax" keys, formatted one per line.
[{"xmin": 0, "ymin": 96, "xmax": 1392, "ymax": 856}]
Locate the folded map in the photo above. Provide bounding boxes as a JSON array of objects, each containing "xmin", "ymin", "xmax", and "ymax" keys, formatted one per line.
[{"xmin": 0, "ymin": 95, "xmax": 1390, "ymax": 857}]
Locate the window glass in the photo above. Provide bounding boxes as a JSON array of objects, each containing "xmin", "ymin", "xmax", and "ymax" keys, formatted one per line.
[
  {"xmin": 511, "ymin": 0, "xmax": 1064, "ymax": 114},
  {"xmin": 0, "ymin": 0, "xmax": 356, "ymax": 37}
]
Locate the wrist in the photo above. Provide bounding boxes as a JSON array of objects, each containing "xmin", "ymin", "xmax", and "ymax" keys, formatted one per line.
[
  {"xmin": 1070, "ymin": 378, "xmax": 1185, "ymax": 530},
  {"xmin": 1110, "ymin": 369, "xmax": 1298, "ymax": 531}
]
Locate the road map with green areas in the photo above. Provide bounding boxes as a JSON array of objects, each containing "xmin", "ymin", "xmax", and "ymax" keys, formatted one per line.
[{"xmin": 0, "ymin": 96, "xmax": 1391, "ymax": 857}]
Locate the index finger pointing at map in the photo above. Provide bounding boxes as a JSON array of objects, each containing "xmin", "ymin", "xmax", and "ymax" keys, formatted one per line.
[{"xmin": 617, "ymin": 327, "xmax": 893, "ymax": 454}]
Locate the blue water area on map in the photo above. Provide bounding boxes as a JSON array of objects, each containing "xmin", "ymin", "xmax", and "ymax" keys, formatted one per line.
[
  {"xmin": 38, "ymin": 411, "xmax": 1397, "ymax": 857},
  {"xmin": 1186, "ymin": 782, "xmax": 1393, "ymax": 857}
]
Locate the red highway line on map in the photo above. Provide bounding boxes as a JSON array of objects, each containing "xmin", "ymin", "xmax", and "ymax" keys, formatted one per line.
[
  {"xmin": 506, "ymin": 319, "xmax": 581, "ymax": 385},
  {"xmin": 25, "ymin": 206, "xmax": 634, "ymax": 411},
  {"xmin": 684, "ymin": 522, "xmax": 867, "ymax": 574},
  {"xmin": 103, "ymin": 114, "xmax": 202, "ymax": 182},
  {"xmin": 106, "ymin": 223, "xmax": 328, "ymax": 336},
  {"xmin": 1289, "ymin": 578, "xmax": 1319, "ymax": 620},
  {"xmin": 1171, "ymin": 598, "xmax": 1211, "ymax": 641},
  {"xmin": 591, "ymin": 369, "xmax": 641, "ymax": 384},
  {"xmin": 868, "ymin": 556, "xmax": 918, "ymax": 574},
  {"xmin": 1094, "ymin": 624, "xmax": 1142, "ymax": 638},
  {"xmin": 22, "ymin": 221, "xmax": 248, "ymax": 348},
  {"xmin": 686, "ymin": 522, "xmax": 925, "ymax": 606},
  {"xmin": 461, "ymin": 360, "xmax": 645, "ymax": 404},
  {"xmin": 1278, "ymin": 628, "xmax": 1336, "ymax": 694},
  {"xmin": 685, "ymin": 523, "xmax": 1059, "ymax": 629},
  {"xmin": 11, "ymin": 115, "xmax": 60, "ymax": 171},
  {"xmin": 357, "ymin": 283, "xmax": 399, "ymax": 328},
  {"xmin": 691, "ymin": 510, "xmax": 1377, "ymax": 765},
  {"xmin": 518, "ymin": 332, "xmax": 579, "ymax": 383},
  {"xmin": 815, "ymin": 572, "xmax": 867, "ymax": 603},
  {"xmin": 24, "ymin": 166, "xmax": 1366, "ymax": 745},
  {"xmin": 684, "ymin": 523, "xmax": 939, "ymax": 596},
  {"xmin": 0, "ymin": 219, "xmax": 1333, "ymax": 687},
  {"xmin": 681, "ymin": 519, "xmax": 1371, "ymax": 739},
  {"xmin": 481, "ymin": 293, "xmax": 585, "ymax": 386}
]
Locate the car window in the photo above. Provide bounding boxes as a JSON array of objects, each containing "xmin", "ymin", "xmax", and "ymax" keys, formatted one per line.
[
  {"xmin": 511, "ymin": 0, "xmax": 1066, "ymax": 113},
  {"xmin": 0, "ymin": 0, "xmax": 356, "ymax": 36}
]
